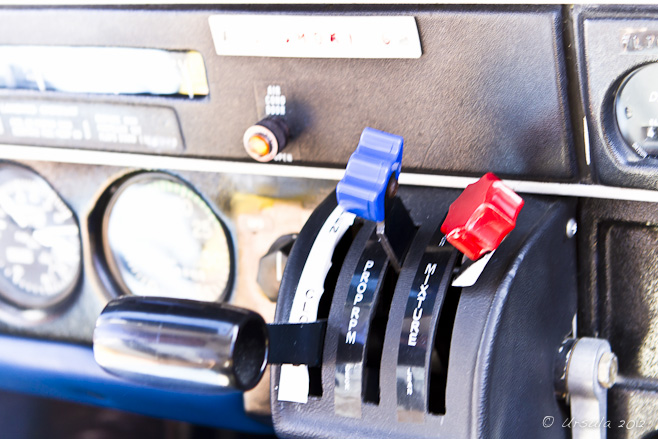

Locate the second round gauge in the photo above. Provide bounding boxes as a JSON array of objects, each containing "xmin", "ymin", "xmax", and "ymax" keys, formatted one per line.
[{"xmin": 102, "ymin": 173, "xmax": 234, "ymax": 302}]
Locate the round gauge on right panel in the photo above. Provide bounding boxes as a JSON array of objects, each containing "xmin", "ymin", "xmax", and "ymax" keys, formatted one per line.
[
  {"xmin": 100, "ymin": 172, "xmax": 234, "ymax": 302},
  {"xmin": 615, "ymin": 62, "xmax": 658, "ymax": 158}
]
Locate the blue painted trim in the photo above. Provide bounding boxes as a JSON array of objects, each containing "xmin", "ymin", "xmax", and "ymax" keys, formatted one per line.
[{"xmin": 0, "ymin": 334, "xmax": 273, "ymax": 434}]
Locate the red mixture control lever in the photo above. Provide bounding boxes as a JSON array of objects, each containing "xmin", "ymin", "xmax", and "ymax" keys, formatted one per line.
[{"xmin": 441, "ymin": 173, "xmax": 524, "ymax": 261}]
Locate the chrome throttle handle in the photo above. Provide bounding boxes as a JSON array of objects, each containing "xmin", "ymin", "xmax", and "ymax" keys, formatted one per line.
[
  {"xmin": 93, "ymin": 296, "xmax": 269, "ymax": 392},
  {"xmin": 93, "ymin": 296, "xmax": 326, "ymax": 392}
]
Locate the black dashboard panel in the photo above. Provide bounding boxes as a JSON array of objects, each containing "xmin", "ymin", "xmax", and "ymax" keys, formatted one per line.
[
  {"xmin": 1, "ymin": 4, "xmax": 658, "ymax": 439},
  {"xmin": 0, "ymin": 6, "xmax": 575, "ymax": 180}
]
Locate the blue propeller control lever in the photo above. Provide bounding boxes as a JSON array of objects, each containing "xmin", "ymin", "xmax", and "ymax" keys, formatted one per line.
[
  {"xmin": 336, "ymin": 127, "xmax": 403, "ymax": 223},
  {"xmin": 336, "ymin": 127, "xmax": 405, "ymax": 271}
]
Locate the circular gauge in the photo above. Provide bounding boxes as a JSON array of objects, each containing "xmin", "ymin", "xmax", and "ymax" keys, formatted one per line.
[
  {"xmin": 0, "ymin": 163, "xmax": 81, "ymax": 309},
  {"xmin": 615, "ymin": 63, "xmax": 658, "ymax": 157},
  {"xmin": 102, "ymin": 172, "xmax": 234, "ymax": 302}
]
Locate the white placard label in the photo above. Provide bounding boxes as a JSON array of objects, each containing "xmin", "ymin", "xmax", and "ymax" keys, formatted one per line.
[
  {"xmin": 277, "ymin": 205, "xmax": 356, "ymax": 403},
  {"xmin": 208, "ymin": 15, "xmax": 422, "ymax": 59}
]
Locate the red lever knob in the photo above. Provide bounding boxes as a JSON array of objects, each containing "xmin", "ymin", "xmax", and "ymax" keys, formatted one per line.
[{"xmin": 441, "ymin": 173, "xmax": 524, "ymax": 261}]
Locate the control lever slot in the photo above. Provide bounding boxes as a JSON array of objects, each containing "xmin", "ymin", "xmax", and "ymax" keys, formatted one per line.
[
  {"xmin": 308, "ymin": 222, "xmax": 362, "ymax": 397},
  {"xmin": 277, "ymin": 200, "xmax": 358, "ymax": 404},
  {"xmin": 335, "ymin": 197, "xmax": 416, "ymax": 417},
  {"xmin": 363, "ymin": 254, "xmax": 397, "ymax": 405},
  {"xmin": 396, "ymin": 225, "xmax": 460, "ymax": 421},
  {"xmin": 428, "ymin": 282, "xmax": 462, "ymax": 415}
]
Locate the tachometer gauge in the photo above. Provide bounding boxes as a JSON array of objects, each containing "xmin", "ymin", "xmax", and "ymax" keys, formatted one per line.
[
  {"xmin": 102, "ymin": 172, "xmax": 234, "ymax": 302},
  {"xmin": 0, "ymin": 163, "xmax": 81, "ymax": 309}
]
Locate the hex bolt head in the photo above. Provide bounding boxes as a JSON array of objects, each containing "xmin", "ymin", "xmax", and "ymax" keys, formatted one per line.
[{"xmin": 598, "ymin": 352, "xmax": 618, "ymax": 389}]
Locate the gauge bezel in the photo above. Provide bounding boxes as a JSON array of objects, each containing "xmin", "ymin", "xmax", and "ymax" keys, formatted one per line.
[
  {"xmin": 0, "ymin": 160, "xmax": 83, "ymax": 315},
  {"xmin": 613, "ymin": 62, "xmax": 658, "ymax": 159},
  {"xmin": 92, "ymin": 170, "xmax": 236, "ymax": 302}
]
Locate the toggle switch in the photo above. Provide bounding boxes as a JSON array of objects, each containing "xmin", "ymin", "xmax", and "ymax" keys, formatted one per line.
[{"xmin": 441, "ymin": 173, "xmax": 524, "ymax": 261}]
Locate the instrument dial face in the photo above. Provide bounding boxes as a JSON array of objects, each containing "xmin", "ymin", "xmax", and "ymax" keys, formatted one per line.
[
  {"xmin": 0, "ymin": 164, "xmax": 81, "ymax": 309},
  {"xmin": 103, "ymin": 173, "xmax": 233, "ymax": 302}
]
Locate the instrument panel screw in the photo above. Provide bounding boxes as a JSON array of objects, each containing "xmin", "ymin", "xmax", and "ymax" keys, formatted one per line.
[{"xmin": 566, "ymin": 218, "xmax": 578, "ymax": 239}]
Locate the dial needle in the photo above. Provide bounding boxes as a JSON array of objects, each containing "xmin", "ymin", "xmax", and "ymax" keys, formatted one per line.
[
  {"xmin": 0, "ymin": 195, "xmax": 30, "ymax": 229},
  {"xmin": 32, "ymin": 225, "xmax": 79, "ymax": 248}
]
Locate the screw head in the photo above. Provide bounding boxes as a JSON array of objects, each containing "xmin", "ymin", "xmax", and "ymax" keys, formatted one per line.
[
  {"xmin": 566, "ymin": 218, "xmax": 578, "ymax": 239},
  {"xmin": 598, "ymin": 352, "xmax": 618, "ymax": 389}
]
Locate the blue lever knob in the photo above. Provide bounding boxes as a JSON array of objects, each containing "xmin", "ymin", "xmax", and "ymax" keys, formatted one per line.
[{"xmin": 336, "ymin": 127, "xmax": 404, "ymax": 223}]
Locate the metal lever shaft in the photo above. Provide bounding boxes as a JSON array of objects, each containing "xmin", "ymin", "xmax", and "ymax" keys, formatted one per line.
[
  {"xmin": 555, "ymin": 337, "xmax": 618, "ymax": 439},
  {"xmin": 376, "ymin": 221, "xmax": 401, "ymax": 272}
]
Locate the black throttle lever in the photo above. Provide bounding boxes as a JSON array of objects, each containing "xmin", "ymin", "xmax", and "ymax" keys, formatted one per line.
[{"xmin": 93, "ymin": 296, "xmax": 326, "ymax": 392}]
